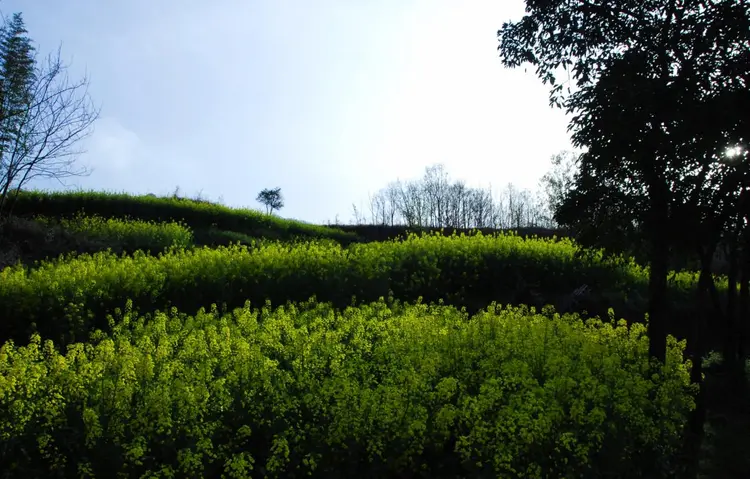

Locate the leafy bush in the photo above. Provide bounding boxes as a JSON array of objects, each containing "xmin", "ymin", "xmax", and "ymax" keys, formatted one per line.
[
  {"xmin": 0, "ymin": 231, "xmax": 700, "ymax": 346},
  {"xmin": 0, "ymin": 299, "xmax": 696, "ymax": 478}
]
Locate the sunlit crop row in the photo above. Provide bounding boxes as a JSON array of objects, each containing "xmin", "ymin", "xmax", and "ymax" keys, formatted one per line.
[
  {"xmin": 0, "ymin": 298, "xmax": 696, "ymax": 478},
  {"xmin": 0, "ymin": 231, "xmax": 700, "ymax": 346}
]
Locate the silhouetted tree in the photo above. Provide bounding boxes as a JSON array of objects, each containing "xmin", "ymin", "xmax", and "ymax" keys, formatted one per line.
[
  {"xmin": 0, "ymin": 12, "xmax": 98, "ymax": 222},
  {"xmin": 256, "ymin": 187, "xmax": 284, "ymax": 215},
  {"xmin": 500, "ymin": 0, "xmax": 750, "ymax": 366}
]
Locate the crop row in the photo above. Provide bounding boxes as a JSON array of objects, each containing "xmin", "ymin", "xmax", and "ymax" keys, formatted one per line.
[
  {"xmin": 0, "ymin": 298, "xmax": 696, "ymax": 478},
  {"xmin": 0, "ymin": 231, "xmax": 701, "ymax": 347},
  {"xmin": 35, "ymin": 214, "xmax": 195, "ymax": 253}
]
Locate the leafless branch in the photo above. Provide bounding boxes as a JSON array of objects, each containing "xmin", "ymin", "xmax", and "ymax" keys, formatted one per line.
[{"xmin": 0, "ymin": 45, "xmax": 99, "ymax": 218}]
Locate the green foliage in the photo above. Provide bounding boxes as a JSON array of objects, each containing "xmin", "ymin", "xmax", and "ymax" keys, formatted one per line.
[
  {"xmin": 9, "ymin": 189, "xmax": 359, "ymax": 245},
  {"xmin": 35, "ymin": 214, "xmax": 194, "ymax": 253},
  {"xmin": 0, "ymin": 230, "xmax": 701, "ymax": 348},
  {"xmin": 0, "ymin": 12, "xmax": 37, "ymax": 218},
  {"xmin": 192, "ymin": 227, "xmax": 261, "ymax": 248},
  {"xmin": 499, "ymin": 0, "xmax": 750, "ymax": 363},
  {"xmin": 328, "ymin": 223, "xmax": 565, "ymax": 245},
  {"xmin": 0, "ymin": 299, "xmax": 696, "ymax": 478},
  {"xmin": 0, "ymin": 12, "xmax": 36, "ymax": 124},
  {"xmin": 256, "ymin": 187, "xmax": 284, "ymax": 215}
]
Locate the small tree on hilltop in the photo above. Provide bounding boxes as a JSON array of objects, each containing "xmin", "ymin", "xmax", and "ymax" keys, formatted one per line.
[{"xmin": 256, "ymin": 187, "xmax": 283, "ymax": 215}]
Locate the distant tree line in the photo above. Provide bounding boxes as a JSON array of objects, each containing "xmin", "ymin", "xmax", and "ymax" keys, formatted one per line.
[{"xmin": 351, "ymin": 160, "xmax": 575, "ymax": 230}]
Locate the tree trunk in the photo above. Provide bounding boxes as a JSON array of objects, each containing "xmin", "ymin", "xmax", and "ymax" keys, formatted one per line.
[
  {"xmin": 724, "ymin": 241, "xmax": 740, "ymax": 367},
  {"xmin": 648, "ymin": 238, "xmax": 669, "ymax": 362},
  {"xmin": 647, "ymin": 183, "xmax": 670, "ymax": 363},
  {"xmin": 740, "ymin": 238, "xmax": 749, "ymax": 361},
  {"xmin": 681, "ymin": 246, "xmax": 713, "ymax": 478}
]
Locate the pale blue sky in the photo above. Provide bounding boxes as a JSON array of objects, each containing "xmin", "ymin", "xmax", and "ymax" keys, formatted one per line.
[{"xmin": 4, "ymin": 0, "xmax": 572, "ymax": 224}]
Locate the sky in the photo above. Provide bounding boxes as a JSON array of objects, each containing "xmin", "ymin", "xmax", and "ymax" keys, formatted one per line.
[{"xmin": 2, "ymin": 0, "xmax": 573, "ymax": 224}]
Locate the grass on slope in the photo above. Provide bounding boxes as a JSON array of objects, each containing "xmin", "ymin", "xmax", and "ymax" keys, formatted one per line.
[
  {"xmin": 8, "ymin": 189, "xmax": 360, "ymax": 245},
  {"xmin": 37, "ymin": 214, "xmax": 194, "ymax": 251},
  {"xmin": 0, "ymin": 214, "xmax": 197, "ymax": 271}
]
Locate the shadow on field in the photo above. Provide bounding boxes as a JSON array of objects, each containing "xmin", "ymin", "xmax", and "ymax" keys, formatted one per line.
[{"xmin": 697, "ymin": 355, "xmax": 750, "ymax": 478}]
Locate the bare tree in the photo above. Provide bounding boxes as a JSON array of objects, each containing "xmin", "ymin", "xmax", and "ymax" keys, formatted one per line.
[
  {"xmin": 402, "ymin": 180, "xmax": 425, "ymax": 226},
  {"xmin": 351, "ymin": 202, "xmax": 365, "ymax": 225},
  {"xmin": 445, "ymin": 180, "xmax": 467, "ymax": 228},
  {"xmin": 538, "ymin": 150, "xmax": 579, "ymax": 227},
  {"xmin": 367, "ymin": 190, "xmax": 386, "ymax": 225},
  {"xmin": 383, "ymin": 181, "xmax": 401, "ymax": 226},
  {"xmin": 468, "ymin": 187, "xmax": 492, "ymax": 228},
  {"xmin": 353, "ymin": 162, "xmax": 555, "ymax": 231},
  {"xmin": 505, "ymin": 183, "xmax": 518, "ymax": 228},
  {"xmin": 0, "ymin": 15, "xmax": 99, "ymax": 221},
  {"xmin": 423, "ymin": 164, "xmax": 450, "ymax": 227},
  {"xmin": 485, "ymin": 185, "xmax": 502, "ymax": 228}
]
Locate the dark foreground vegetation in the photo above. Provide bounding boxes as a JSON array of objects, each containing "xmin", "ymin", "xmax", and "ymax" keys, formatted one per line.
[
  {"xmin": 1, "ymin": 298, "xmax": 696, "ymax": 478},
  {"xmin": 1, "ymin": 0, "xmax": 749, "ymax": 476},
  {"xmin": 0, "ymin": 190, "xmax": 746, "ymax": 478}
]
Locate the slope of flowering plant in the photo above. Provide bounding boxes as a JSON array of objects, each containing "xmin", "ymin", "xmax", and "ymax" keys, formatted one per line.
[
  {"xmin": 0, "ymin": 231, "xmax": 699, "ymax": 347},
  {"xmin": 0, "ymin": 298, "xmax": 696, "ymax": 478},
  {"xmin": 36, "ymin": 213, "xmax": 195, "ymax": 252}
]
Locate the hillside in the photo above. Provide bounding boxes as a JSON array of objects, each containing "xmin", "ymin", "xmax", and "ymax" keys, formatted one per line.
[
  {"xmin": 0, "ymin": 190, "xmax": 571, "ymax": 270},
  {"xmin": 0, "ymin": 189, "xmax": 747, "ymax": 478},
  {"xmin": 0, "ymin": 190, "xmax": 361, "ymax": 269}
]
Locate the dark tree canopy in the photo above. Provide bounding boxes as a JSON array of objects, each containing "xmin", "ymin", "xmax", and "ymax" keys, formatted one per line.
[
  {"xmin": 256, "ymin": 187, "xmax": 284, "ymax": 215},
  {"xmin": 0, "ymin": 13, "xmax": 36, "ymax": 123},
  {"xmin": 499, "ymin": 0, "xmax": 750, "ymax": 363}
]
